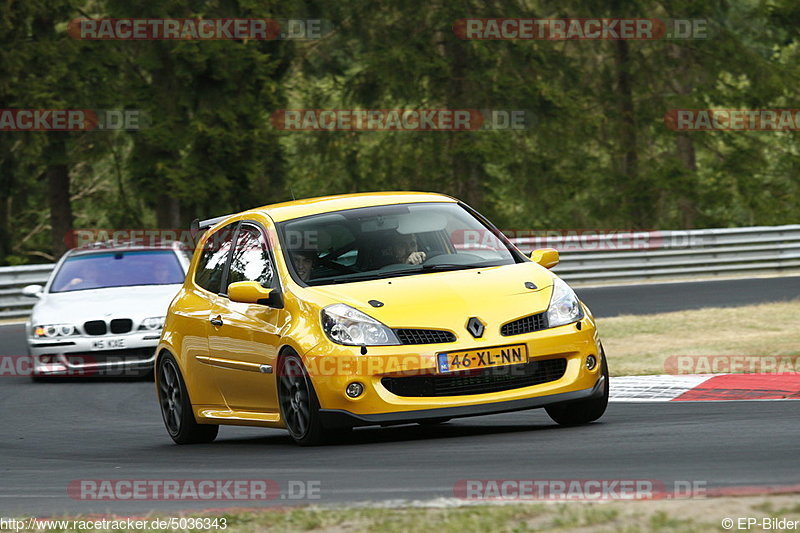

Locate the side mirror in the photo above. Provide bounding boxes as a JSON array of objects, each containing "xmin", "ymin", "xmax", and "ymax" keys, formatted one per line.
[
  {"xmin": 21, "ymin": 284, "xmax": 43, "ymax": 298},
  {"xmin": 530, "ymin": 248, "xmax": 559, "ymax": 269},
  {"xmin": 228, "ymin": 281, "xmax": 278, "ymax": 306}
]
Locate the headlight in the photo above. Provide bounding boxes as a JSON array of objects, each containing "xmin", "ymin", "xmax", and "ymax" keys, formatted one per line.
[
  {"xmin": 139, "ymin": 316, "xmax": 165, "ymax": 331},
  {"xmin": 547, "ymin": 277, "xmax": 584, "ymax": 327},
  {"xmin": 321, "ymin": 304, "xmax": 400, "ymax": 346},
  {"xmin": 33, "ymin": 324, "xmax": 76, "ymax": 338}
]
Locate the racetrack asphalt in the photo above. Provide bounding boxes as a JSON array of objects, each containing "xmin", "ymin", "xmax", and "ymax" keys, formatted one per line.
[
  {"xmin": 575, "ymin": 275, "xmax": 800, "ymax": 317},
  {"xmin": 1, "ymin": 276, "xmax": 799, "ymax": 515}
]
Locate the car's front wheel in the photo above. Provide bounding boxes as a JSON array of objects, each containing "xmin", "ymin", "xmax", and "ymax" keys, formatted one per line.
[
  {"xmin": 157, "ymin": 353, "xmax": 218, "ymax": 444},
  {"xmin": 278, "ymin": 353, "xmax": 326, "ymax": 446},
  {"xmin": 545, "ymin": 350, "xmax": 609, "ymax": 426}
]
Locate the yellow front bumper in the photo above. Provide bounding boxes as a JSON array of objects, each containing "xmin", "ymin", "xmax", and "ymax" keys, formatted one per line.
[{"xmin": 304, "ymin": 317, "xmax": 603, "ymax": 425}]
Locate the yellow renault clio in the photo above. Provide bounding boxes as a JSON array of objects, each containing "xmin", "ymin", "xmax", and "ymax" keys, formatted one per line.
[{"xmin": 156, "ymin": 192, "xmax": 608, "ymax": 445}]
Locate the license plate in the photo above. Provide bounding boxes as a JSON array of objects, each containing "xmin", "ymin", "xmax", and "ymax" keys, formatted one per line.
[
  {"xmin": 437, "ymin": 344, "xmax": 527, "ymax": 373},
  {"xmin": 91, "ymin": 338, "xmax": 126, "ymax": 350}
]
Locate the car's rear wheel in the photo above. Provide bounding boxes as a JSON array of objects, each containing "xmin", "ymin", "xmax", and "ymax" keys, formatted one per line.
[
  {"xmin": 278, "ymin": 353, "xmax": 326, "ymax": 446},
  {"xmin": 157, "ymin": 353, "xmax": 218, "ymax": 444},
  {"xmin": 545, "ymin": 350, "xmax": 609, "ymax": 426}
]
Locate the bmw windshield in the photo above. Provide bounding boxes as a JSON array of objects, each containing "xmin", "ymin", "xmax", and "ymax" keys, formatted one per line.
[
  {"xmin": 50, "ymin": 250, "xmax": 185, "ymax": 293},
  {"xmin": 281, "ymin": 202, "xmax": 522, "ymax": 286}
]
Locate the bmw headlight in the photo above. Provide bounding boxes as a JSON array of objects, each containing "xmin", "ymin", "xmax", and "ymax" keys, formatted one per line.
[
  {"xmin": 33, "ymin": 324, "xmax": 76, "ymax": 338},
  {"xmin": 547, "ymin": 277, "xmax": 584, "ymax": 327},
  {"xmin": 321, "ymin": 304, "xmax": 400, "ymax": 346},
  {"xmin": 139, "ymin": 316, "xmax": 165, "ymax": 331}
]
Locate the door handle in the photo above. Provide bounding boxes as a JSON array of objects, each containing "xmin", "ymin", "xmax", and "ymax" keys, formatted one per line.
[{"xmin": 209, "ymin": 316, "xmax": 223, "ymax": 327}]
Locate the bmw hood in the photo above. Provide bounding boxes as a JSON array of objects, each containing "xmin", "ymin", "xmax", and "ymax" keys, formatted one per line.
[{"xmin": 30, "ymin": 284, "xmax": 182, "ymax": 326}]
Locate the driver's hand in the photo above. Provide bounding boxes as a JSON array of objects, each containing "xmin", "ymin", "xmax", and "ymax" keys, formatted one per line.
[{"xmin": 406, "ymin": 251, "xmax": 426, "ymax": 265}]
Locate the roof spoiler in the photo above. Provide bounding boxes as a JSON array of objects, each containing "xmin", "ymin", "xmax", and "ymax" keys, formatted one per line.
[{"xmin": 190, "ymin": 214, "xmax": 232, "ymax": 236}]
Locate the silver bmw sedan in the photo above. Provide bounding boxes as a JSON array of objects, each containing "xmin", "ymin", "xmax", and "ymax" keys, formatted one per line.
[{"xmin": 23, "ymin": 241, "xmax": 190, "ymax": 379}]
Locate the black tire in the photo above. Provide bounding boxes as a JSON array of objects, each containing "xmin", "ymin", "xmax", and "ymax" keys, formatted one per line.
[
  {"xmin": 278, "ymin": 353, "xmax": 326, "ymax": 446},
  {"xmin": 545, "ymin": 350, "xmax": 609, "ymax": 426},
  {"xmin": 157, "ymin": 353, "xmax": 218, "ymax": 444}
]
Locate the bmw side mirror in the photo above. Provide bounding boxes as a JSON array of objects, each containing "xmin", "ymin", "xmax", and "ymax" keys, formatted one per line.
[
  {"xmin": 21, "ymin": 284, "xmax": 43, "ymax": 298},
  {"xmin": 530, "ymin": 248, "xmax": 559, "ymax": 269}
]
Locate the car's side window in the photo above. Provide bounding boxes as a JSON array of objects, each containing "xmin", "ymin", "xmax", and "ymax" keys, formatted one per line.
[
  {"xmin": 194, "ymin": 222, "xmax": 238, "ymax": 293},
  {"xmin": 224, "ymin": 224, "xmax": 274, "ymax": 292}
]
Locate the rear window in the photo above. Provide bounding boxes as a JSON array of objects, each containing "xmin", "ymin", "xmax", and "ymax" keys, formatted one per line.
[{"xmin": 50, "ymin": 250, "xmax": 185, "ymax": 293}]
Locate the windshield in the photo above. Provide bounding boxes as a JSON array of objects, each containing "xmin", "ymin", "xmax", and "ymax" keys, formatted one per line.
[
  {"xmin": 50, "ymin": 250, "xmax": 185, "ymax": 293},
  {"xmin": 281, "ymin": 202, "xmax": 519, "ymax": 286}
]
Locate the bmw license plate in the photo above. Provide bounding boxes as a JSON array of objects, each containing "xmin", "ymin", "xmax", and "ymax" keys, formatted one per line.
[
  {"xmin": 90, "ymin": 338, "xmax": 126, "ymax": 350},
  {"xmin": 437, "ymin": 344, "xmax": 527, "ymax": 373}
]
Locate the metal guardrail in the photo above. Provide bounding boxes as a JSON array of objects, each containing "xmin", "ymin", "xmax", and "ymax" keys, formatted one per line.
[
  {"xmin": 0, "ymin": 264, "xmax": 55, "ymax": 319},
  {"xmin": 1, "ymin": 225, "xmax": 799, "ymax": 320},
  {"xmin": 512, "ymin": 224, "xmax": 800, "ymax": 283}
]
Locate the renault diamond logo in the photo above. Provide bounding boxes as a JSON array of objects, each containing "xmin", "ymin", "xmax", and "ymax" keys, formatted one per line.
[{"xmin": 467, "ymin": 317, "xmax": 485, "ymax": 338}]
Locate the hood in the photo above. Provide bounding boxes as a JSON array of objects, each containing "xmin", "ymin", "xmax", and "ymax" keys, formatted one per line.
[
  {"xmin": 309, "ymin": 262, "xmax": 556, "ymax": 332},
  {"xmin": 31, "ymin": 284, "xmax": 181, "ymax": 325}
]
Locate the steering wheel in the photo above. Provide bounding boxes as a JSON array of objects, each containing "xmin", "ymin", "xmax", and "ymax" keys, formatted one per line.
[{"xmin": 317, "ymin": 256, "xmax": 360, "ymax": 274}]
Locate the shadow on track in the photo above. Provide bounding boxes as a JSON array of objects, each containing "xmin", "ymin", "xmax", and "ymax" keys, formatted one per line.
[{"xmin": 158, "ymin": 417, "xmax": 609, "ymax": 450}]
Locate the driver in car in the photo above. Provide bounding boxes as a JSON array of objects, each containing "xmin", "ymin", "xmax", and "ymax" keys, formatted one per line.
[
  {"xmin": 291, "ymin": 250, "xmax": 317, "ymax": 282},
  {"xmin": 61, "ymin": 261, "xmax": 101, "ymax": 291},
  {"xmin": 383, "ymin": 232, "xmax": 426, "ymax": 265}
]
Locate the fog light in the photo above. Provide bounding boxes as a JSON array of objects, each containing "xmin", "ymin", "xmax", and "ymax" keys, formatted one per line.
[
  {"xmin": 346, "ymin": 382, "xmax": 364, "ymax": 398},
  {"xmin": 586, "ymin": 355, "xmax": 597, "ymax": 370}
]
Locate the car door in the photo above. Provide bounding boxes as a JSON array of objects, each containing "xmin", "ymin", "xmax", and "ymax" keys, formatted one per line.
[
  {"xmin": 207, "ymin": 222, "xmax": 284, "ymax": 414},
  {"xmin": 185, "ymin": 221, "xmax": 239, "ymax": 407}
]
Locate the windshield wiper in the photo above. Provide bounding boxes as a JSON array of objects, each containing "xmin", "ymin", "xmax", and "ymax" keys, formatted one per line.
[
  {"xmin": 322, "ymin": 273, "xmax": 388, "ymax": 284},
  {"xmin": 310, "ymin": 263, "xmax": 493, "ymax": 285},
  {"xmin": 416, "ymin": 263, "xmax": 478, "ymax": 272}
]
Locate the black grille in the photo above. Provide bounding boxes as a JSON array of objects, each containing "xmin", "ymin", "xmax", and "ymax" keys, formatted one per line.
[
  {"xmin": 110, "ymin": 319, "xmax": 133, "ymax": 334},
  {"xmin": 83, "ymin": 320, "xmax": 107, "ymax": 336},
  {"xmin": 500, "ymin": 312, "xmax": 548, "ymax": 336},
  {"xmin": 394, "ymin": 329, "xmax": 456, "ymax": 345},
  {"xmin": 381, "ymin": 358, "xmax": 567, "ymax": 397}
]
